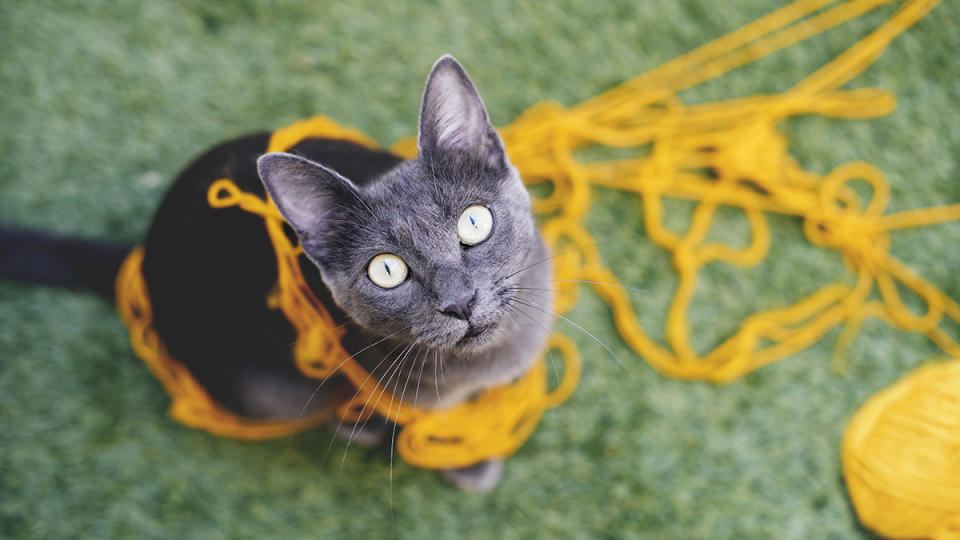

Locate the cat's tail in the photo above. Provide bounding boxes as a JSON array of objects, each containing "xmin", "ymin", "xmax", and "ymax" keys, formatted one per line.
[{"xmin": 0, "ymin": 225, "xmax": 131, "ymax": 299}]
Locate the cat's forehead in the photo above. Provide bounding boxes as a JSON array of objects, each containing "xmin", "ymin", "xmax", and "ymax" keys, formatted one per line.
[
  {"xmin": 355, "ymin": 161, "xmax": 505, "ymax": 258},
  {"xmin": 367, "ymin": 160, "xmax": 496, "ymax": 214},
  {"xmin": 366, "ymin": 184, "xmax": 458, "ymax": 248},
  {"xmin": 355, "ymin": 200, "xmax": 456, "ymax": 274}
]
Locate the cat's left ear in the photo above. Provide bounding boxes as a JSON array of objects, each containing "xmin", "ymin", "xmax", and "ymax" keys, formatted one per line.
[
  {"xmin": 257, "ymin": 152, "xmax": 361, "ymax": 237},
  {"xmin": 418, "ymin": 55, "xmax": 508, "ymax": 170}
]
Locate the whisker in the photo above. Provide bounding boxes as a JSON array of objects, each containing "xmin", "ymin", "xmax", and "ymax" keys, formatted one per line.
[
  {"xmin": 351, "ymin": 342, "xmax": 416, "ymax": 436},
  {"xmin": 432, "ymin": 350, "xmax": 443, "ymax": 408},
  {"xmin": 504, "ymin": 303, "xmax": 561, "ymax": 387},
  {"xmin": 550, "ymin": 279, "xmax": 648, "ymax": 293},
  {"xmin": 388, "ymin": 347, "xmax": 421, "ymax": 513},
  {"xmin": 509, "ymin": 297, "xmax": 636, "ymax": 383},
  {"xmin": 496, "ymin": 245, "xmax": 588, "ymax": 284},
  {"xmin": 298, "ymin": 326, "xmax": 410, "ymax": 419},
  {"xmin": 413, "ymin": 345, "xmax": 430, "ymax": 409},
  {"xmin": 438, "ymin": 349, "xmax": 447, "ymax": 388},
  {"xmin": 338, "ymin": 341, "xmax": 416, "ymax": 472},
  {"xmin": 343, "ymin": 342, "xmax": 410, "ymax": 440},
  {"xmin": 506, "ymin": 285, "xmax": 576, "ymax": 296},
  {"xmin": 319, "ymin": 339, "xmax": 406, "ymax": 466},
  {"xmin": 498, "ymin": 237, "xmax": 641, "ymax": 284},
  {"xmin": 348, "ymin": 350, "xmax": 408, "ymax": 450}
]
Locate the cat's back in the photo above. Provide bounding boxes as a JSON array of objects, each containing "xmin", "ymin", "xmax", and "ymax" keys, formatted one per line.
[{"xmin": 141, "ymin": 133, "xmax": 402, "ymax": 415}]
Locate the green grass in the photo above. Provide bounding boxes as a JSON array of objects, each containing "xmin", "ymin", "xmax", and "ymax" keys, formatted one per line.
[{"xmin": 2, "ymin": 1, "xmax": 959, "ymax": 538}]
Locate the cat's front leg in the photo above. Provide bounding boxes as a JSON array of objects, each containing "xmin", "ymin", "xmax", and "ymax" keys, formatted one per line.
[{"xmin": 442, "ymin": 459, "xmax": 504, "ymax": 492}]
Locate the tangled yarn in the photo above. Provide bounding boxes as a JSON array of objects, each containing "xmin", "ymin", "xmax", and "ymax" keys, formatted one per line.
[{"xmin": 117, "ymin": 0, "xmax": 959, "ymax": 505}]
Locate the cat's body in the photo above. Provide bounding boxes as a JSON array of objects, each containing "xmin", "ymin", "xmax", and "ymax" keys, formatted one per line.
[
  {"xmin": 144, "ymin": 133, "xmax": 550, "ymax": 419},
  {"xmin": 143, "ymin": 134, "xmax": 400, "ymax": 419},
  {"xmin": 0, "ymin": 56, "xmax": 553, "ymax": 490}
]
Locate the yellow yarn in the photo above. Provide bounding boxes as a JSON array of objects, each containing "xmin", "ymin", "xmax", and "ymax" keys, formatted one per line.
[
  {"xmin": 116, "ymin": 0, "xmax": 960, "ymax": 496},
  {"xmin": 115, "ymin": 247, "xmax": 335, "ymax": 439},
  {"xmin": 843, "ymin": 359, "xmax": 960, "ymax": 539}
]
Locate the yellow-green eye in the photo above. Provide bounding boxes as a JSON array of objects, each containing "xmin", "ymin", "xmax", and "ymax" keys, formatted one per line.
[
  {"xmin": 367, "ymin": 254, "xmax": 408, "ymax": 288},
  {"xmin": 457, "ymin": 204, "xmax": 493, "ymax": 245}
]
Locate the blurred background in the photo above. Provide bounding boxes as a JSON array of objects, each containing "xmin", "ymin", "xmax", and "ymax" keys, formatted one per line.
[{"xmin": 1, "ymin": 1, "xmax": 958, "ymax": 538}]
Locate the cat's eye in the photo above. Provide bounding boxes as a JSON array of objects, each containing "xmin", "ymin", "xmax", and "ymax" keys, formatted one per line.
[
  {"xmin": 457, "ymin": 204, "xmax": 493, "ymax": 246},
  {"xmin": 367, "ymin": 254, "xmax": 408, "ymax": 289}
]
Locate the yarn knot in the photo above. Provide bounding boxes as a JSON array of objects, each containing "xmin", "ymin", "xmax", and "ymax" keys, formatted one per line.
[{"xmin": 805, "ymin": 211, "xmax": 887, "ymax": 270}]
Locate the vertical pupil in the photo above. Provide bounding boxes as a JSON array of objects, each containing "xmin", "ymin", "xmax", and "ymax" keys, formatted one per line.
[
  {"xmin": 469, "ymin": 215, "xmax": 476, "ymax": 227},
  {"xmin": 383, "ymin": 261, "xmax": 391, "ymax": 276}
]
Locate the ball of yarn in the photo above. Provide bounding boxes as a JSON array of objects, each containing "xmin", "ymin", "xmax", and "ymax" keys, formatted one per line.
[{"xmin": 843, "ymin": 360, "xmax": 960, "ymax": 539}]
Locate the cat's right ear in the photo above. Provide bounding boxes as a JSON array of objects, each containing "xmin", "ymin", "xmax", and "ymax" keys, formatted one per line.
[
  {"xmin": 256, "ymin": 152, "xmax": 360, "ymax": 235},
  {"xmin": 417, "ymin": 55, "xmax": 508, "ymax": 170}
]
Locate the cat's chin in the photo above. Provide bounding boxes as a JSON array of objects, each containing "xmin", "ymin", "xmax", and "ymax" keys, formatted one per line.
[
  {"xmin": 456, "ymin": 323, "xmax": 488, "ymax": 343},
  {"xmin": 451, "ymin": 322, "xmax": 499, "ymax": 352}
]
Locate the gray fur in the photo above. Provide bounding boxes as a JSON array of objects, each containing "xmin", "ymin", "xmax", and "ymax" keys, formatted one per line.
[{"xmin": 257, "ymin": 56, "xmax": 553, "ymax": 487}]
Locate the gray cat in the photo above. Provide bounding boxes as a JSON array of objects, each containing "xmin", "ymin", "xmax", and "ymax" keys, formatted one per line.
[{"xmin": 257, "ymin": 56, "xmax": 553, "ymax": 490}]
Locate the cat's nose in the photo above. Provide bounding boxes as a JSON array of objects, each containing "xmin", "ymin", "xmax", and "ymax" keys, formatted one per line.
[{"xmin": 440, "ymin": 290, "xmax": 476, "ymax": 321}]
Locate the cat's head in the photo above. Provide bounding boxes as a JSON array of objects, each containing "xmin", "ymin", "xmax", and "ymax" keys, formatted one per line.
[{"xmin": 258, "ymin": 56, "xmax": 545, "ymax": 352}]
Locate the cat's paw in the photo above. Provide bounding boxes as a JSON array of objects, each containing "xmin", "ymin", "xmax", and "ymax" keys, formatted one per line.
[
  {"xmin": 329, "ymin": 417, "xmax": 387, "ymax": 447},
  {"xmin": 442, "ymin": 459, "xmax": 503, "ymax": 492}
]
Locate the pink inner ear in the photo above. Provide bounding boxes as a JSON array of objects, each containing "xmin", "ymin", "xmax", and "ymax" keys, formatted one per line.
[
  {"xmin": 258, "ymin": 152, "xmax": 363, "ymax": 236},
  {"xmin": 419, "ymin": 65, "xmax": 508, "ymax": 171},
  {"xmin": 428, "ymin": 69, "xmax": 484, "ymax": 151}
]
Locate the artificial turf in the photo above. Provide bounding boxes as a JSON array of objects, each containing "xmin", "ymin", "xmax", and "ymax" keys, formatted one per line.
[{"xmin": 1, "ymin": 1, "xmax": 958, "ymax": 538}]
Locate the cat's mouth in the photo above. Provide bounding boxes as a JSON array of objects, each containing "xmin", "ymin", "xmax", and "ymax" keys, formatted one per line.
[{"xmin": 456, "ymin": 323, "xmax": 490, "ymax": 346}]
